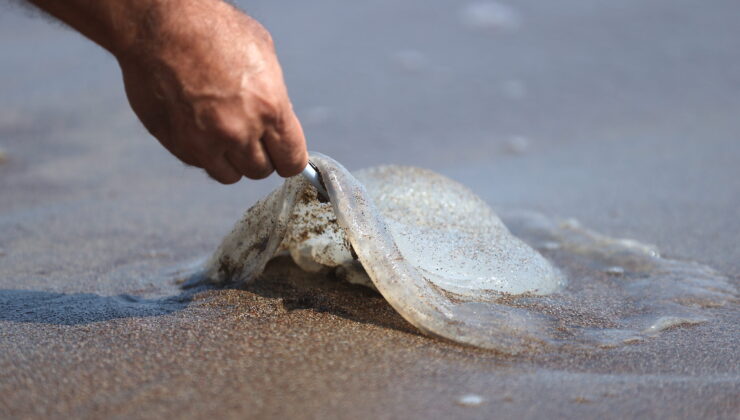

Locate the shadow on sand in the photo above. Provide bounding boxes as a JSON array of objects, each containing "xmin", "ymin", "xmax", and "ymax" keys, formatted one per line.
[
  {"xmin": 239, "ymin": 256, "xmax": 421, "ymax": 336},
  {"xmin": 0, "ymin": 256, "xmax": 418, "ymax": 335},
  {"xmin": 0, "ymin": 289, "xmax": 192, "ymax": 326}
]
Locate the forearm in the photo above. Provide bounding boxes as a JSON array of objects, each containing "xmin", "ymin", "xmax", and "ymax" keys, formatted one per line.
[{"xmin": 25, "ymin": 0, "xmax": 166, "ymax": 56}]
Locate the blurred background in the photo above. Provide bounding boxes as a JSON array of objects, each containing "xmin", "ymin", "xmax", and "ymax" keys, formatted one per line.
[
  {"xmin": 1, "ymin": 0, "xmax": 739, "ymax": 281},
  {"xmin": 1, "ymin": 2, "xmax": 739, "ymax": 418}
]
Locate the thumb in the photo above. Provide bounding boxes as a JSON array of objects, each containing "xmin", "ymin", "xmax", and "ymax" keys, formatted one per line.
[{"xmin": 262, "ymin": 107, "xmax": 308, "ymax": 177}]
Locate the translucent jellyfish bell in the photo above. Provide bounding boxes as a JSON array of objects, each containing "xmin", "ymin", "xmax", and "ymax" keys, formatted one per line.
[
  {"xmin": 196, "ymin": 153, "xmax": 564, "ymax": 353},
  {"xmin": 352, "ymin": 165, "xmax": 564, "ymax": 297}
]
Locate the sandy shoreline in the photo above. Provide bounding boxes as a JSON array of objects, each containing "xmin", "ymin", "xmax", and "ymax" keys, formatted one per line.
[
  {"xmin": 2, "ymin": 256, "xmax": 738, "ymax": 419},
  {"xmin": 2, "ymin": 0, "xmax": 739, "ymax": 418}
]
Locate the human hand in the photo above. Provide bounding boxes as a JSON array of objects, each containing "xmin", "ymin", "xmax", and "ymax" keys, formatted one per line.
[{"xmin": 116, "ymin": 0, "xmax": 307, "ymax": 183}]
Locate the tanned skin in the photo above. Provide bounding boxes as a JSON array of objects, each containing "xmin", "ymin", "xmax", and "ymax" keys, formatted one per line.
[{"xmin": 25, "ymin": 0, "xmax": 308, "ymax": 183}]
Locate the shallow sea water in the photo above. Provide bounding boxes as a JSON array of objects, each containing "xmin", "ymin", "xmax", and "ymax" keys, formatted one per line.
[{"xmin": 197, "ymin": 154, "xmax": 737, "ymax": 354}]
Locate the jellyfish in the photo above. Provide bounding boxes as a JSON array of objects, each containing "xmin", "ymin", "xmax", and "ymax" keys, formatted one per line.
[
  {"xmin": 194, "ymin": 153, "xmax": 565, "ymax": 353},
  {"xmin": 192, "ymin": 153, "xmax": 735, "ymax": 354}
]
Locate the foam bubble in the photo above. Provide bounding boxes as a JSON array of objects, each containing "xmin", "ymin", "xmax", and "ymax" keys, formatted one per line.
[
  {"xmin": 460, "ymin": 2, "xmax": 521, "ymax": 32},
  {"xmin": 642, "ymin": 316, "xmax": 707, "ymax": 335},
  {"xmin": 503, "ymin": 136, "xmax": 531, "ymax": 154},
  {"xmin": 457, "ymin": 394, "xmax": 485, "ymax": 407}
]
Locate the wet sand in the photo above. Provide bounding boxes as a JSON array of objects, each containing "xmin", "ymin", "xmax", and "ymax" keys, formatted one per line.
[{"xmin": 1, "ymin": 0, "xmax": 739, "ymax": 418}]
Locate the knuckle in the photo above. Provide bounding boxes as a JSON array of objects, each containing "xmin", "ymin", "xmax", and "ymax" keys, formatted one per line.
[
  {"xmin": 257, "ymin": 97, "xmax": 282, "ymax": 125},
  {"xmin": 213, "ymin": 117, "xmax": 248, "ymax": 145},
  {"xmin": 243, "ymin": 17, "xmax": 275, "ymax": 49},
  {"xmin": 199, "ymin": 107, "xmax": 249, "ymax": 146},
  {"xmin": 178, "ymin": 152, "xmax": 201, "ymax": 168},
  {"xmin": 206, "ymin": 168, "xmax": 241, "ymax": 185},
  {"xmin": 244, "ymin": 164, "xmax": 274, "ymax": 180},
  {"xmin": 255, "ymin": 25, "xmax": 275, "ymax": 48},
  {"xmin": 263, "ymin": 31, "xmax": 275, "ymax": 48}
]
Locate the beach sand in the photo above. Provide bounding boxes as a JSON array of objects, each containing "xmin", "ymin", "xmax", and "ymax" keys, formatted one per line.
[{"xmin": 1, "ymin": 0, "xmax": 739, "ymax": 418}]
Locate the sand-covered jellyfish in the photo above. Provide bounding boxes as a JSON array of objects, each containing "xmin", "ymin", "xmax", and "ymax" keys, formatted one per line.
[
  {"xmin": 191, "ymin": 153, "xmax": 736, "ymax": 353},
  {"xmin": 194, "ymin": 153, "xmax": 564, "ymax": 353}
]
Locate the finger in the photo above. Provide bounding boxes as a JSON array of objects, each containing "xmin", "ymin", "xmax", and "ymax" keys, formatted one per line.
[
  {"xmin": 262, "ymin": 108, "xmax": 308, "ymax": 177},
  {"xmin": 225, "ymin": 139, "xmax": 275, "ymax": 180},
  {"xmin": 131, "ymin": 100, "xmax": 200, "ymax": 168},
  {"xmin": 136, "ymin": 99, "xmax": 205, "ymax": 169},
  {"xmin": 154, "ymin": 130, "xmax": 203, "ymax": 168},
  {"xmin": 204, "ymin": 154, "xmax": 243, "ymax": 184}
]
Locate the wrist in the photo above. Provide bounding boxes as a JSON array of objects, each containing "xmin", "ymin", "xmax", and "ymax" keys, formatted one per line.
[{"xmin": 112, "ymin": 0, "xmax": 239, "ymax": 60}]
